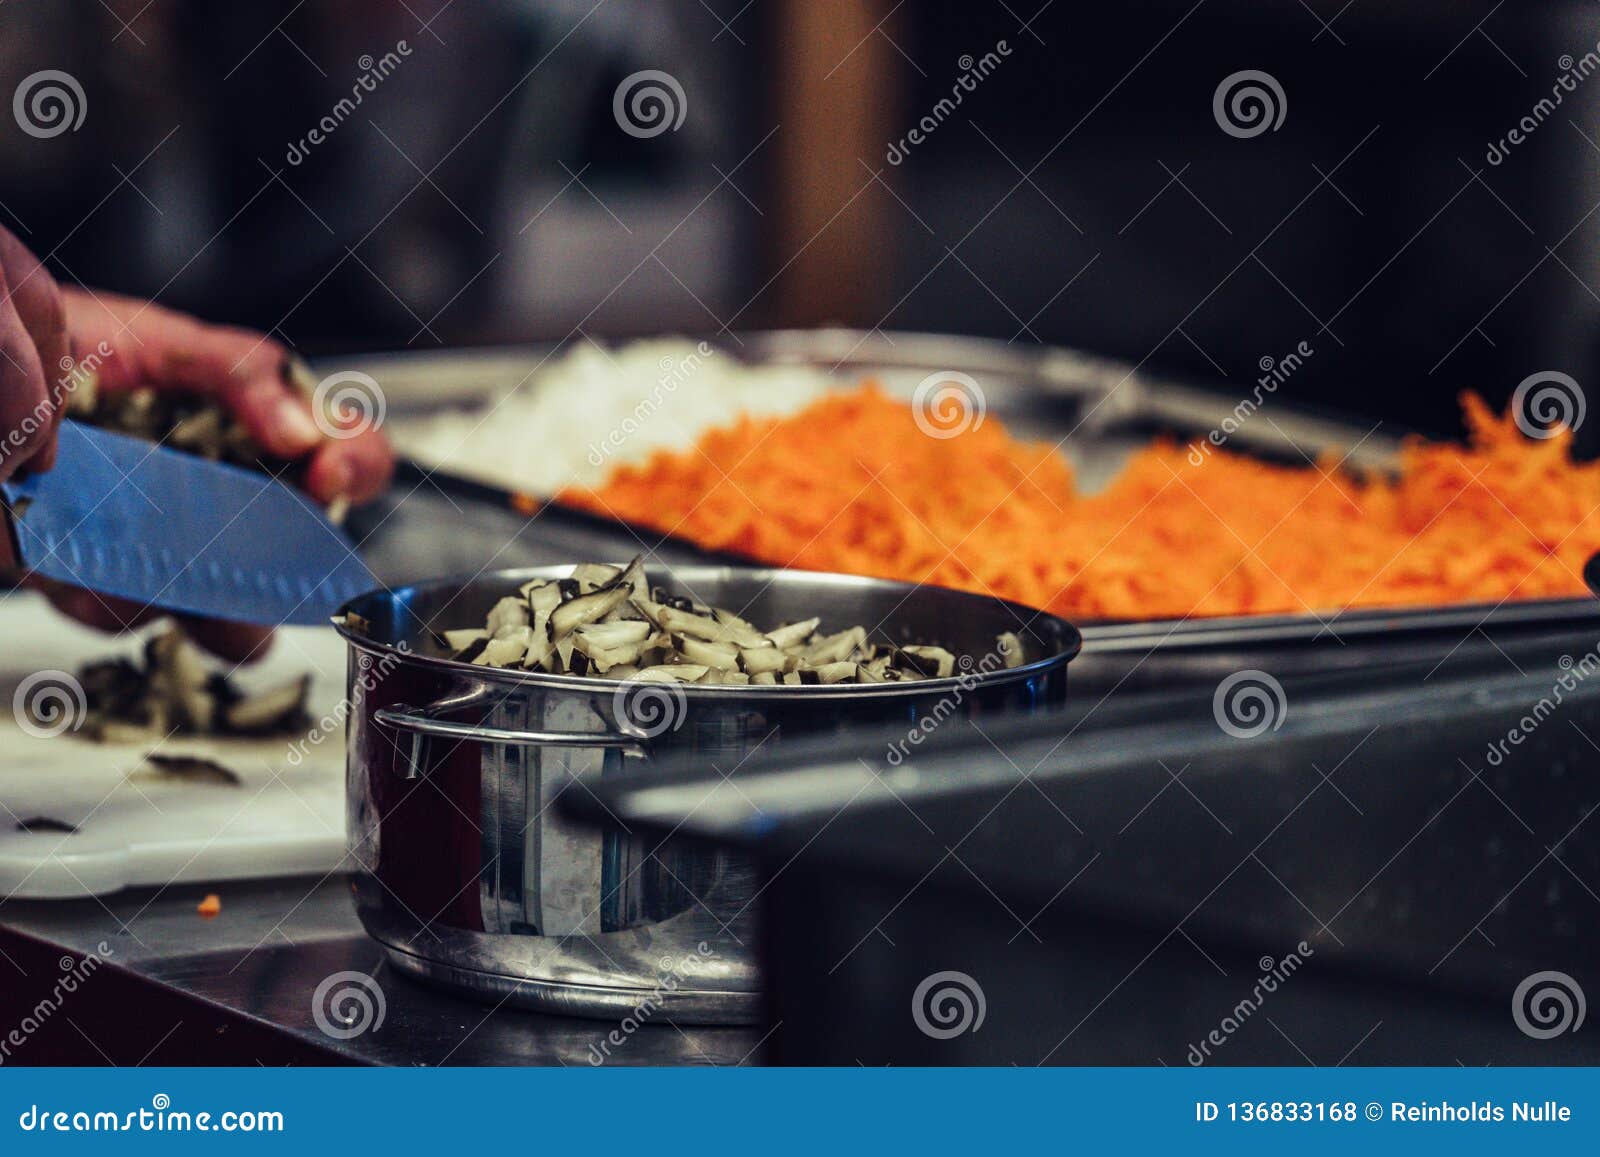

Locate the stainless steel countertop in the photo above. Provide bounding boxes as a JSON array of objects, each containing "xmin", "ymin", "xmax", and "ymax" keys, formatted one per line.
[{"xmin": 0, "ymin": 875, "xmax": 760, "ymax": 1065}]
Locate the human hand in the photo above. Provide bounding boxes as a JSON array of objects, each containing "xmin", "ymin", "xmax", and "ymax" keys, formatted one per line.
[
  {"xmin": 59, "ymin": 287, "xmax": 393, "ymax": 506},
  {"xmin": 42, "ymin": 288, "xmax": 395, "ymax": 661},
  {"xmin": 1, "ymin": 226, "xmax": 393, "ymax": 661},
  {"xmin": 0, "ymin": 226, "xmax": 69, "ymax": 482}
]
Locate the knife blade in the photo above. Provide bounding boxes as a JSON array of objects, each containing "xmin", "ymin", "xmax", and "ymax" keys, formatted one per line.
[{"xmin": 0, "ymin": 420, "xmax": 377, "ymax": 626}]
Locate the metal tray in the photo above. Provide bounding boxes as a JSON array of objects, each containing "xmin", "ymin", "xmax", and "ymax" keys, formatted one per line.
[
  {"xmin": 570, "ymin": 635, "xmax": 1600, "ymax": 1064},
  {"xmin": 335, "ymin": 330, "xmax": 1599, "ymax": 652}
]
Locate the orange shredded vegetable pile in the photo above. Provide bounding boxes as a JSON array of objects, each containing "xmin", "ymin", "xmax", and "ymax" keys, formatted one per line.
[{"xmin": 559, "ymin": 385, "xmax": 1600, "ymax": 620}]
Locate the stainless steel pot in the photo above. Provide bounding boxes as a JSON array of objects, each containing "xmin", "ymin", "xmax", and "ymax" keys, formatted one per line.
[{"xmin": 335, "ymin": 564, "xmax": 1081, "ymax": 1024}]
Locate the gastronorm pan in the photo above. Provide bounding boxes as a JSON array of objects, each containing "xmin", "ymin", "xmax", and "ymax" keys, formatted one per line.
[
  {"xmin": 334, "ymin": 564, "xmax": 1080, "ymax": 1023},
  {"xmin": 342, "ymin": 330, "xmax": 1600, "ymax": 672}
]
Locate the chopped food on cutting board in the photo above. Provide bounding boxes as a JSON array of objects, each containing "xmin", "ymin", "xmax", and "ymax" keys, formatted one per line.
[
  {"xmin": 13, "ymin": 816, "xmax": 76, "ymax": 834},
  {"xmin": 70, "ymin": 626, "xmax": 311, "ymax": 743},
  {"xmin": 136, "ymin": 755, "xmax": 243, "ymax": 787},
  {"xmin": 0, "ymin": 594, "xmax": 349, "ymax": 900}
]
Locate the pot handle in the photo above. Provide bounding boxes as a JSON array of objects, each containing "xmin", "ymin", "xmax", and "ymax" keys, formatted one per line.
[{"xmin": 374, "ymin": 693, "xmax": 649, "ymax": 779}]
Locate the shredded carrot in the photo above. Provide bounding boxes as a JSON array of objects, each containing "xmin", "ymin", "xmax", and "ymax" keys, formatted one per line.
[
  {"xmin": 559, "ymin": 385, "xmax": 1600, "ymax": 621},
  {"xmin": 197, "ymin": 893, "xmax": 222, "ymax": 919}
]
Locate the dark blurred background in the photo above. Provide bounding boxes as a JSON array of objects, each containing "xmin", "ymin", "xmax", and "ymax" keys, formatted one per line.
[{"xmin": 3, "ymin": 0, "xmax": 1599, "ymax": 442}]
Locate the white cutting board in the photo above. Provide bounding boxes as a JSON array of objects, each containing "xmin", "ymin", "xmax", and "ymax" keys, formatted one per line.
[{"xmin": 0, "ymin": 591, "xmax": 348, "ymax": 899}]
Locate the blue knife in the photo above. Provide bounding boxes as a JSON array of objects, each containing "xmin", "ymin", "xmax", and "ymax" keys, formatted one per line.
[{"xmin": 1, "ymin": 420, "xmax": 377, "ymax": 626}]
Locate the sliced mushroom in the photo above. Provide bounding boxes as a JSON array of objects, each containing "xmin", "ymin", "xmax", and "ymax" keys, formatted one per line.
[
  {"xmin": 616, "ymin": 557, "xmax": 650, "ymax": 603},
  {"xmin": 656, "ymin": 606, "xmax": 745, "ymax": 644},
  {"xmin": 628, "ymin": 664, "xmax": 710, "ymax": 683},
  {"xmin": 72, "ymin": 625, "xmax": 313, "ymax": 744},
  {"xmin": 575, "ymin": 619, "xmax": 652, "ymax": 648},
  {"xmin": 856, "ymin": 657, "xmax": 890, "ymax": 683},
  {"xmin": 739, "ymin": 647, "xmax": 790, "ymax": 676},
  {"xmin": 454, "ymin": 636, "xmax": 490, "ymax": 665},
  {"xmin": 146, "ymin": 629, "xmax": 216, "ymax": 732},
  {"xmin": 443, "ymin": 628, "xmax": 487, "ymax": 651},
  {"xmin": 550, "ymin": 584, "xmax": 630, "ymax": 638},
  {"xmin": 803, "ymin": 627, "xmax": 867, "ymax": 666},
  {"xmin": 710, "ymin": 608, "xmax": 770, "ymax": 648},
  {"xmin": 138, "ymin": 755, "xmax": 243, "ymax": 787},
  {"xmin": 765, "ymin": 618, "xmax": 820, "ymax": 649},
  {"xmin": 223, "ymin": 675, "xmax": 311, "ymax": 734},
  {"xmin": 486, "ymin": 596, "xmax": 530, "ymax": 638},
  {"xmin": 524, "ymin": 582, "xmax": 564, "ymax": 670},
  {"xmin": 15, "ymin": 817, "xmax": 77, "ymax": 834},
  {"xmin": 677, "ymin": 636, "xmax": 740, "ymax": 670},
  {"xmin": 476, "ymin": 628, "xmax": 532, "ymax": 667},
  {"xmin": 573, "ymin": 621, "xmax": 656, "ymax": 673},
  {"xmin": 443, "ymin": 562, "xmax": 1000, "ymax": 686},
  {"xmin": 570, "ymin": 563, "xmax": 622, "ymax": 591},
  {"xmin": 897, "ymin": 645, "xmax": 957, "ymax": 679}
]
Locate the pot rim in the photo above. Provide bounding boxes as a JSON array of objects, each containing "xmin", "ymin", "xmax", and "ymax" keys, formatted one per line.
[{"xmin": 333, "ymin": 563, "xmax": 1082, "ymax": 700}]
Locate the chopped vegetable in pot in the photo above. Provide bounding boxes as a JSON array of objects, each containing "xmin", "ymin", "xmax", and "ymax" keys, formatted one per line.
[{"xmin": 445, "ymin": 557, "xmax": 1027, "ymax": 685}]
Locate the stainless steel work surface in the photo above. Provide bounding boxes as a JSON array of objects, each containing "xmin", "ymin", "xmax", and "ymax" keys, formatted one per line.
[{"xmin": 0, "ymin": 877, "xmax": 759, "ymax": 1066}]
